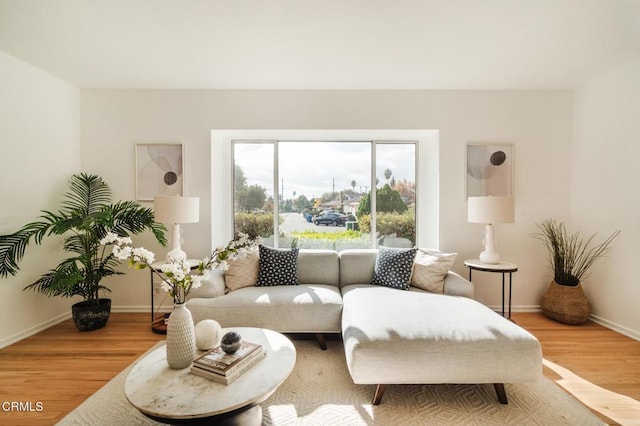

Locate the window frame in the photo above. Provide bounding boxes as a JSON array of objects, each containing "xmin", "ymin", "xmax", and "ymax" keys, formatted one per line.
[{"xmin": 212, "ymin": 129, "xmax": 439, "ymax": 250}]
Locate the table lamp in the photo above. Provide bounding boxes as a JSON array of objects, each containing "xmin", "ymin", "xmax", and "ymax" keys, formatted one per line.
[
  {"xmin": 467, "ymin": 196, "xmax": 514, "ymax": 264},
  {"xmin": 153, "ymin": 195, "xmax": 200, "ymax": 261}
]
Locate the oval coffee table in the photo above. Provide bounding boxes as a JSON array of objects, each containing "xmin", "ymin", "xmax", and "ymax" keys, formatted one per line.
[{"xmin": 125, "ymin": 327, "xmax": 296, "ymax": 425}]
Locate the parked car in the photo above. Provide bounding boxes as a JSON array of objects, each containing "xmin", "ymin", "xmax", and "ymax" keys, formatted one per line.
[{"xmin": 314, "ymin": 212, "xmax": 347, "ymax": 226}]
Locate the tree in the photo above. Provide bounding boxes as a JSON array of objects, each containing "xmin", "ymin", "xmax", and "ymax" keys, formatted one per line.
[
  {"xmin": 295, "ymin": 194, "xmax": 310, "ymax": 211},
  {"xmin": 282, "ymin": 199, "xmax": 293, "ymax": 212},
  {"xmin": 321, "ymin": 191, "xmax": 339, "ymax": 203},
  {"xmin": 351, "ymin": 180, "xmax": 356, "ymax": 191},
  {"xmin": 356, "ymin": 184, "xmax": 407, "ymax": 217},
  {"xmin": 395, "ymin": 179, "xmax": 416, "ymax": 205},
  {"xmin": 384, "ymin": 168, "xmax": 392, "ymax": 183},
  {"xmin": 234, "ymin": 164, "xmax": 247, "ymax": 193},
  {"xmin": 238, "ymin": 184, "xmax": 267, "ymax": 211},
  {"xmin": 234, "ymin": 165, "xmax": 248, "ymax": 210}
]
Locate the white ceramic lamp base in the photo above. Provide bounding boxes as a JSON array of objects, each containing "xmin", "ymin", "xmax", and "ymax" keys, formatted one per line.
[
  {"xmin": 479, "ymin": 223, "xmax": 501, "ymax": 264},
  {"xmin": 479, "ymin": 250, "xmax": 501, "ymax": 264},
  {"xmin": 167, "ymin": 223, "xmax": 186, "ymax": 262}
]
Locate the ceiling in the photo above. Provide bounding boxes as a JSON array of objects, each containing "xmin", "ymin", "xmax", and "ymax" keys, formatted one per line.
[{"xmin": 1, "ymin": 0, "xmax": 639, "ymax": 90}]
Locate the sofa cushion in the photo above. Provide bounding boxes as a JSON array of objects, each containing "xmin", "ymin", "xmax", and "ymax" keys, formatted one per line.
[
  {"xmin": 224, "ymin": 247, "xmax": 259, "ymax": 292},
  {"xmin": 297, "ymin": 250, "xmax": 340, "ymax": 286},
  {"xmin": 411, "ymin": 249, "xmax": 457, "ymax": 293},
  {"xmin": 256, "ymin": 245, "xmax": 299, "ymax": 286},
  {"xmin": 339, "ymin": 249, "xmax": 378, "ymax": 287},
  {"xmin": 372, "ymin": 247, "xmax": 417, "ymax": 290},
  {"xmin": 188, "ymin": 284, "xmax": 343, "ymax": 332}
]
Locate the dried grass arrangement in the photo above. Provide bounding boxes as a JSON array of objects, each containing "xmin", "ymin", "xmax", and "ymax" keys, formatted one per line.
[
  {"xmin": 532, "ymin": 219, "xmax": 620, "ymax": 324},
  {"xmin": 532, "ymin": 219, "xmax": 619, "ymax": 287}
]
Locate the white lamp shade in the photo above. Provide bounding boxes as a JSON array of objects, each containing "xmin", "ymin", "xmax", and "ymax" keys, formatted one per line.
[
  {"xmin": 468, "ymin": 196, "xmax": 514, "ymax": 224},
  {"xmin": 154, "ymin": 196, "xmax": 200, "ymax": 224}
]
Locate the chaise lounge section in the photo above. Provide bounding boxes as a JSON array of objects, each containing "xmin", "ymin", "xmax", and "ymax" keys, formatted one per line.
[{"xmin": 338, "ymin": 249, "xmax": 542, "ymax": 404}]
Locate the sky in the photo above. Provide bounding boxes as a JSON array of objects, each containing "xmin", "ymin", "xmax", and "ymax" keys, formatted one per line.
[{"xmin": 234, "ymin": 141, "xmax": 416, "ymax": 200}]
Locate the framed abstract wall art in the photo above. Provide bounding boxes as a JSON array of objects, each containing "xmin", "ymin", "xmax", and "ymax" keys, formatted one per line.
[
  {"xmin": 135, "ymin": 143, "xmax": 184, "ymax": 201},
  {"xmin": 466, "ymin": 143, "xmax": 513, "ymax": 198}
]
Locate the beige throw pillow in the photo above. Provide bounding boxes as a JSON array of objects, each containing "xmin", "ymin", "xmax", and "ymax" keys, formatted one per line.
[
  {"xmin": 223, "ymin": 248, "xmax": 259, "ymax": 292},
  {"xmin": 410, "ymin": 250, "xmax": 457, "ymax": 293}
]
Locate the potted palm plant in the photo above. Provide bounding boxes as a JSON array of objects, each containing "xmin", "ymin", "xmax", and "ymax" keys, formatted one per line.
[
  {"xmin": 0, "ymin": 173, "xmax": 166, "ymax": 331},
  {"xmin": 532, "ymin": 219, "xmax": 619, "ymax": 324}
]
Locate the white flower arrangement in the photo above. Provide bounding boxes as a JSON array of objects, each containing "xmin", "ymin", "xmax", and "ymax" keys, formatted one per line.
[{"xmin": 101, "ymin": 232, "xmax": 258, "ymax": 304}]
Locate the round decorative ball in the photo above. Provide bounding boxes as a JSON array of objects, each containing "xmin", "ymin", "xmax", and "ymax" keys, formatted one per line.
[
  {"xmin": 194, "ymin": 319, "xmax": 222, "ymax": 351},
  {"xmin": 221, "ymin": 331, "xmax": 242, "ymax": 354}
]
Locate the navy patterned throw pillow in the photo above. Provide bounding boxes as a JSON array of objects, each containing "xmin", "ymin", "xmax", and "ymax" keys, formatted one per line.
[
  {"xmin": 256, "ymin": 245, "xmax": 300, "ymax": 286},
  {"xmin": 372, "ymin": 246, "xmax": 418, "ymax": 290}
]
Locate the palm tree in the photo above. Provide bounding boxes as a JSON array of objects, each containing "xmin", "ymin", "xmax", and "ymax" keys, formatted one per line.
[
  {"xmin": 0, "ymin": 173, "xmax": 167, "ymax": 308},
  {"xmin": 384, "ymin": 168, "xmax": 392, "ymax": 183}
]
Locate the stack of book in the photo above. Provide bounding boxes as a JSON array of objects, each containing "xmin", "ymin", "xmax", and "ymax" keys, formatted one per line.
[{"xmin": 190, "ymin": 341, "xmax": 265, "ymax": 384}]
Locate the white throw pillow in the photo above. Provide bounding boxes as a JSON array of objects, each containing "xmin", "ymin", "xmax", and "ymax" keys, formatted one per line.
[
  {"xmin": 224, "ymin": 247, "xmax": 259, "ymax": 292},
  {"xmin": 410, "ymin": 249, "xmax": 457, "ymax": 293}
]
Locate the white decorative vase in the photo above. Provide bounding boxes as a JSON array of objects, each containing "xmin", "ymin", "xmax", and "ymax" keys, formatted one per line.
[{"xmin": 166, "ymin": 303, "xmax": 196, "ymax": 369}]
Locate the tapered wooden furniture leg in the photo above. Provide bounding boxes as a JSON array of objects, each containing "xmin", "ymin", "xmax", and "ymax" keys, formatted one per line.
[
  {"xmin": 494, "ymin": 383, "xmax": 508, "ymax": 404},
  {"xmin": 373, "ymin": 384, "xmax": 387, "ymax": 405},
  {"xmin": 315, "ymin": 333, "xmax": 327, "ymax": 350}
]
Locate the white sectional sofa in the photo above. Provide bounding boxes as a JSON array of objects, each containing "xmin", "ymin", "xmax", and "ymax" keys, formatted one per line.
[
  {"xmin": 187, "ymin": 248, "xmax": 542, "ymax": 405},
  {"xmin": 188, "ymin": 250, "xmax": 343, "ymax": 338}
]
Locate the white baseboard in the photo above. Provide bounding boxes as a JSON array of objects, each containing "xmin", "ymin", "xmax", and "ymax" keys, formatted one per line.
[
  {"xmin": 0, "ymin": 311, "xmax": 71, "ymax": 350},
  {"xmin": 111, "ymin": 305, "xmax": 172, "ymax": 314},
  {"xmin": 487, "ymin": 305, "xmax": 541, "ymax": 314},
  {"xmin": 589, "ymin": 314, "xmax": 640, "ymax": 341},
  {"xmin": 4, "ymin": 305, "xmax": 637, "ymax": 350},
  {"xmin": 511, "ymin": 305, "xmax": 541, "ymax": 313},
  {"xmin": 506, "ymin": 306, "xmax": 639, "ymax": 342}
]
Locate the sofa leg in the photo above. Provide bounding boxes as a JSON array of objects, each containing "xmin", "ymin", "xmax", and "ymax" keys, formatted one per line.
[
  {"xmin": 493, "ymin": 383, "xmax": 508, "ymax": 404},
  {"xmin": 372, "ymin": 384, "xmax": 387, "ymax": 405},
  {"xmin": 315, "ymin": 333, "xmax": 327, "ymax": 350}
]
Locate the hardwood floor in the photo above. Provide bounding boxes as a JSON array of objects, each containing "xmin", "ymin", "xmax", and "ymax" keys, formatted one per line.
[
  {"xmin": 514, "ymin": 313, "xmax": 640, "ymax": 425},
  {"xmin": 0, "ymin": 312, "xmax": 638, "ymax": 425},
  {"xmin": 0, "ymin": 314, "xmax": 164, "ymax": 426}
]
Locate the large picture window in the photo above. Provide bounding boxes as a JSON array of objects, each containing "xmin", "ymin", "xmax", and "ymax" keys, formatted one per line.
[
  {"xmin": 212, "ymin": 129, "xmax": 440, "ymax": 250},
  {"xmin": 232, "ymin": 140, "xmax": 417, "ymax": 250}
]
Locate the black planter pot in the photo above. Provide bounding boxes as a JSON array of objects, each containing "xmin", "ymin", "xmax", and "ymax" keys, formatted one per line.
[{"xmin": 71, "ymin": 298, "xmax": 111, "ymax": 331}]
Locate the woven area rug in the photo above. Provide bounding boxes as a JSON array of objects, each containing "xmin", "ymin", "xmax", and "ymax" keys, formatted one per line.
[{"xmin": 57, "ymin": 339, "xmax": 604, "ymax": 425}]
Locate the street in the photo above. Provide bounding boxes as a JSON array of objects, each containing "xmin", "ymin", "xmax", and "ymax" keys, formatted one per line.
[{"xmin": 279, "ymin": 212, "xmax": 345, "ymax": 234}]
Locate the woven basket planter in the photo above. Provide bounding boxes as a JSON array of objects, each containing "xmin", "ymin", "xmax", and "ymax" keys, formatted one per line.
[{"xmin": 540, "ymin": 280, "xmax": 591, "ymax": 325}]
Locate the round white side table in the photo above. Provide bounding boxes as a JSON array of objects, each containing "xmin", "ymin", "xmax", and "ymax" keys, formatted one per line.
[{"xmin": 464, "ymin": 259, "xmax": 518, "ymax": 318}]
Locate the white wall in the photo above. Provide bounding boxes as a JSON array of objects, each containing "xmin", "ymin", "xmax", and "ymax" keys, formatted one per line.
[
  {"xmin": 0, "ymin": 51, "xmax": 81, "ymax": 347},
  {"xmin": 81, "ymin": 90, "xmax": 573, "ymax": 317},
  {"xmin": 572, "ymin": 55, "xmax": 640, "ymax": 339}
]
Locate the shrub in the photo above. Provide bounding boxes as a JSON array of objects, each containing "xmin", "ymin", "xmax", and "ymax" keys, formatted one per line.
[
  {"xmin": 357, "ymin": 184, "xmax": 408, "ymax": 217},
  {"xmin": 358, "ymin": 212, "xmax": 415, "ymax": 243},
  {"xmin": 234, "ymin": 213, "xmax": 278, "ymax": 239}
]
